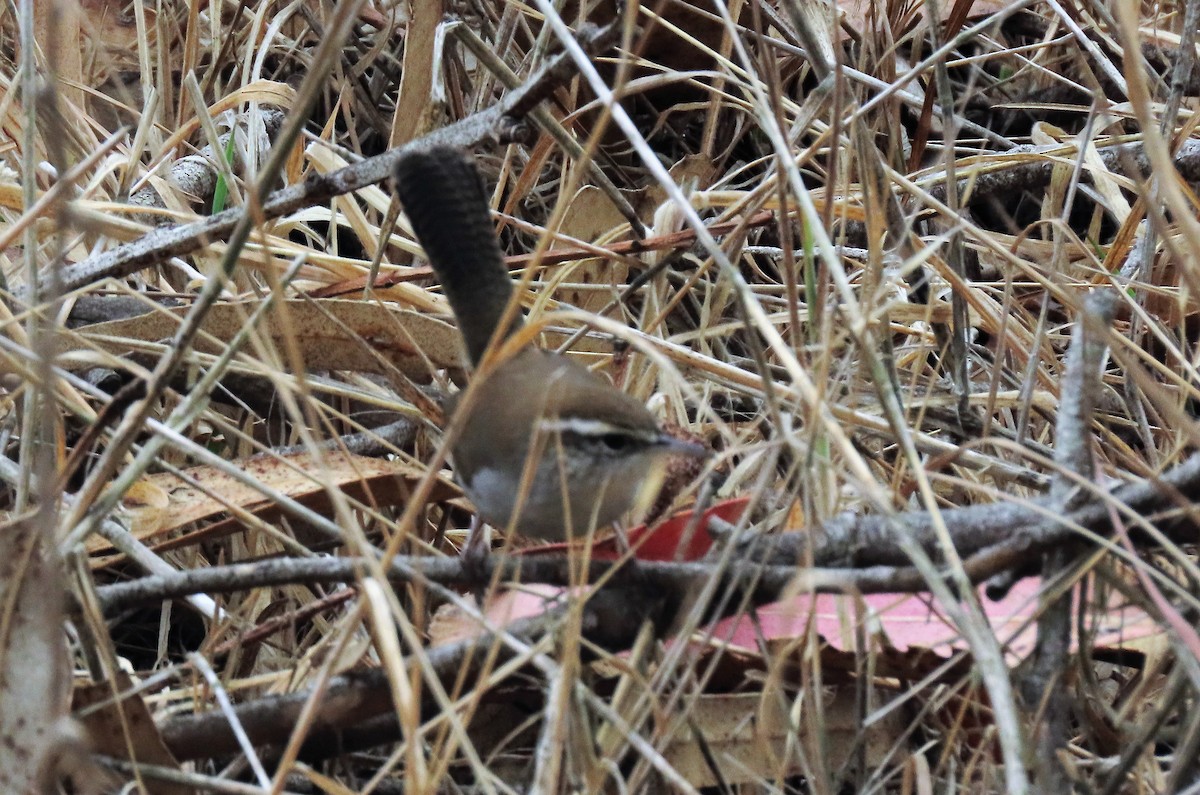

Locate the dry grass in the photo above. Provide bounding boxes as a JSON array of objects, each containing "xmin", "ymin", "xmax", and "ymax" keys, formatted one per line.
[{"xmin": 2, "ymin": 0, "xmax": 1199, "ymax": 792}]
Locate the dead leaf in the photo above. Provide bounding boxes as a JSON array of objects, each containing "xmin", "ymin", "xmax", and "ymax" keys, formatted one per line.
[
  {"xmin": 429, "ymin": 584, "xmax": 568, "ymax": 648},
  {"xmin": 554, "ymin": 185, "xmax": 630, "ymax": 316},
  {"xmin": 80, "ymin": 0, "xmax": 155, "ymax": 69},
  {"xmin": 710, "ymin": 578, "xmax": 1163, "ymax": 669},
  {"xmin": 657, "ymin": 689, "xmax": 903, "ymax": 787},
  {"xmin": 73, "ymin": 671, "xmax": 192, "ymax": 795},
  {"xmin": 65, "ymin": 299, "xmax": 461, "ymax": 377},
  {"xmin": 90, "ymin": 451, "xmax": 457, "ymax": 559},
  {"xmin": 638, "ymin": 154, "xmax": 717, "ymax": 219},
  {"xmin": 119, "ymin": 478, "xmax": 170, "ymax": 539}
]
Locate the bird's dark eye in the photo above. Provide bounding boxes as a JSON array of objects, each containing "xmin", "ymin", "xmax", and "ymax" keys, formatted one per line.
[{"xmin": 600, "ymin": 433, "xmax": 631, "ymax": 451}]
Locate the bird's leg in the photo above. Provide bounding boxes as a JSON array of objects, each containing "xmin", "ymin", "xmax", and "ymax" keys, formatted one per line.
[{"xmin": 462, "ymin": 515, "xmax": 492, "ymax": 604}]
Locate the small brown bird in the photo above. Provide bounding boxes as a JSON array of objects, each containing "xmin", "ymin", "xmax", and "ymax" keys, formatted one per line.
[{"xmin": 392, "ymin": 146, "xmax": 705, "ymax": 542}]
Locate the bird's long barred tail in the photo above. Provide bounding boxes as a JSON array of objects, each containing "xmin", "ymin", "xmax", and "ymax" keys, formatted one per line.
[{"xmin": 392, "ymin": 146, "xmax": 521, "ymax": 366}]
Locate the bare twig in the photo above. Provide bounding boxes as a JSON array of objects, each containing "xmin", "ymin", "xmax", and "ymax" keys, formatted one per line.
[{"xmin": 1021, "ymin": 290, "xmax": 1117, "ymax": 793}]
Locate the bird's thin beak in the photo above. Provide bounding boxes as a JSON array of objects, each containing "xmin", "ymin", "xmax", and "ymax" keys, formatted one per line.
[{"xmin": 658, "ymin": 435, "xmax": 709, "ymax": 458}]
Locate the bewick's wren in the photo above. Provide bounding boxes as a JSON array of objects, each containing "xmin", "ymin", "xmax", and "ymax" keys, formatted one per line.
[{"xmin": 392, "ymin": 146, "xmax": 705, "ymax": 541}]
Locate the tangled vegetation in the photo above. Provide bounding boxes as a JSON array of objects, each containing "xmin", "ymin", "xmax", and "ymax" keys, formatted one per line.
[{"xmin": 2, "ymin": 0, "xmax": 1199, "ymax": 791}]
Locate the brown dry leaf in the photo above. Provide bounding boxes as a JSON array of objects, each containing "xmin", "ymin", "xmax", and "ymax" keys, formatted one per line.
[
  {"xmin": 638, "ymin": 154, "xmax": 717, "ymax": 217},
  {"xmin": 67, "ymin": 298, "xmax": 461, "ymax": 377},
  {"xmin": 0, "ymin": 515, "xmax": 72, "ymax": 793},
  {"xmin": 73, "ymin": 671, "xmax": 191, "ymax": 795},
  {"xmin": 89, "ymin": 451, "xmax": 457, "ymax": 556},
  {"xmin": 429, "ymin": 584, "xmax": 566, "ymax": 648},
  {"xmin": 119, "ymin": 478, "xmax": 170, "ymax": 539},
  {"xmin": 554, "ymin": 185, "xmax": 630, "ymax": 316},
  {"xmin": 657, "ymin": 689, "xmax": 903, "ymax": 787},
  {"xmin": 79, "ymin": 0, "xmax": 155, "ymax": 70}
]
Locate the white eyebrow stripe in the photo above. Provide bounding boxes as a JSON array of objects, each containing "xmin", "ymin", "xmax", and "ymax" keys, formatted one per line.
[
  {"xmin": 537, "ymin": 417, "xmax": 658, "ymax": 443},
  {"xmin": 537, "ymin": 417, "xmax": 622, "ymax": 436}
]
